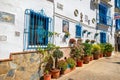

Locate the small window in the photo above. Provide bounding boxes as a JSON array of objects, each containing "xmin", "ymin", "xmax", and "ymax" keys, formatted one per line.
[{"xmin": 75, "ymin": 25, "xmax": 82, "ymax": 38}]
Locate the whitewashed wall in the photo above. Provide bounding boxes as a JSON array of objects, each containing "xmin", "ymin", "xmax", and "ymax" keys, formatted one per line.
[
  {"xmin": 0, "ymin": 0, "xmax": 53, "ymax": 59},
  {"xmin": 54, "ymin": 0, "xmax": 97, "ymax": 47}
]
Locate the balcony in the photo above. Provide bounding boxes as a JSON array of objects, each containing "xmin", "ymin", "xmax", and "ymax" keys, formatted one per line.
[{"xmin": 97, "ymin": 13, "xmax": 113, "ymax": 31}]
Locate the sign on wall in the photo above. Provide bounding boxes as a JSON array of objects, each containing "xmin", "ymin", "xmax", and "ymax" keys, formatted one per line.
[
  {"xmin": 0, "ymin": 11, "xmax": 15, "ymax": 24},
  {"xmin": 62, "ymin": 20, "xmax": 69, "ymax": 32}
]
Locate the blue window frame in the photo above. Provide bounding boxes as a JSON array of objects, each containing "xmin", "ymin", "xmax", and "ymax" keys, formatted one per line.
[
  {"xmin": 115, "ymin": 0, "xmax": 120, "ymax": 9},
  {"xmin": 100, "ymin": 32, "xmax": 106, "ymax": 43},
  {"xmin": 99, "ymin": 3, "xmax": 112, "ymax": 26},
  {"xmin": 29, "ymin": 11, "xmax": 49, "ymax": 45},
  {"xmin": 76, "ymin": 25, "xmax": 82, "ymax": 38},
  {"xmin": 116, "ymin": 19, "xmax": 120, "ymax": 30},
  {"xmin": 24, "ymin": 9, "xmax": 52, "ymax": 49}
]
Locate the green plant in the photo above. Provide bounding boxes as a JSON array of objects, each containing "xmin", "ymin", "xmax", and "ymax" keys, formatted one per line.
[
  {"xmin": 70, "ymin": 38, "xmax": 84, "ymax": 60},
  {"xmin": 91, "ymin": 44, "xmax": 101, "ymax": 54},
  {"xmin": 58, "ymin": 60, "xmax": 68, "ymax": 71},
  {"xmin": 91, "ymin": 40, "xmax": 95, "ymax": 44},
  {"xmin": 53, "ymin": 47, "xmax": 63, "ymax": 68},
  {"xmin": 104, "ymin": 43, "xmax": 114, "ymax": 53},
  {"xmin": 85, "ymin": 39, "xmax": 90, "ymax": 43},
  {"xmin": 83, "ymin": 43, "xmax": 92, "ymax": 56},
  {"xmin": 64, "ymin": 31, "xmax": 70, "ymax": 38},
  {"xmin": 66, "ymin": 58, "xmax": 76, "ymax": 68},
  {"xmin": 98, "ymin": 43, "xmax": 105, "ymax": 54}
]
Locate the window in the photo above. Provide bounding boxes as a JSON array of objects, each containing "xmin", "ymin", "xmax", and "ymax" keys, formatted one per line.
[
  {"xmin": 99, "ymin": 4, "xmax": 107, "ymax": 25},
  {"xmin": 100, "ymin": 32, "xmax": 106, "ymax": 43},
  {"xmin": 24, "ymin": 9, "xmax": 51, "ymax": 49},
  {"xmin": 76, "ymin": 25, "xmax": 82, "ymax": 38},
  {"xmin": 99, "ymin": 3, "xmax": 111, "ymax": 26},
  {"xmin": 115, "ymin": 0, "xmax": 120, "ymax": 9},
  {"xmin": 116, "ymin": 19, "xmax": 120, "ymax": 30}
]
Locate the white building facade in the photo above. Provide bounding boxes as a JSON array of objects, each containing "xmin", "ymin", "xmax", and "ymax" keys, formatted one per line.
[{"xmin": 0, "ymin": 0, "xmax": 115, "ymax": 59}]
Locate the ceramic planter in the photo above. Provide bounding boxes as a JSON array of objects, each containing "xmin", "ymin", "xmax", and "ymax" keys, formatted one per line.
[
  {"xmin": 51, "ymin": 69, "xmax": 60, "ymax": 79},
  {"xmin": 83, "ymin": 56, "xmax": 90, "ymax": 64},
  {"xmin": 77, "ymin": 60, "xmax": 83, "ymax": 67},
  {"xmin": 44, "ymin": 74, "xmax": 51, "ymax": 80},
  {"xmin": 105, "ymin": 52, "xmax": 112, "ymax": 57},
  {"xmin": 93, "ymin": 54, "xmax": 100, "ymax": 60}
]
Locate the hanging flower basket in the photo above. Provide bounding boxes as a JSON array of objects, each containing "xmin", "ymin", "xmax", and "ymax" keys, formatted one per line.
[
  {"xmin": 91, "ymin": 40, "xmax": 95, "ymax": 44},
  {"xmin": 83, "ymin": 30, "xmax": 88, "ymax": 33},
  {"xmin": 69, "ymin": 38, "xmax": 76, "ymax": 44},
  {"xmin": 94, "ymin": 33, "xmax": 99, "ymax": 39},
  {"xmin": 85, "ymin": 39, "xmax": 90, "ymax": 43}
]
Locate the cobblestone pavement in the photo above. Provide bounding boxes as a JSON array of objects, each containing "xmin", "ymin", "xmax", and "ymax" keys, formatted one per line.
[{"xmin": 52, "ymin": 52, "xmax": 120, "ymax": 80}]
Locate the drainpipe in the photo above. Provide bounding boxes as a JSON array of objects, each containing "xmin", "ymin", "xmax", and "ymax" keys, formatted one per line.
[{"xmin": 53, "ymin": 0, "xmax": 55, "ymax": 44}]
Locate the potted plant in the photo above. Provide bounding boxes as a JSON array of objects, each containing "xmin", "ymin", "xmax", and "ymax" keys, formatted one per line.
[
  {"xmin": 44, "ymin": 70, "xmax": 51, "ymax": 80},
  {"xmin": 98, "ymin": 43, "xmax": 105, "ymax": 58},
  {"xmin": 66, "ymin": 58, "xmax": 76, "ymax": 71},
  {"xmin": 91, "ymin": 44, "xmax": 101, "ymax": 60},
  {"xmin": 64, "ymin": 31, "xmax": 70, "ymax": 38},
  {"xmin": 70, "ymin": 38, "xmax": 84, "ymax": 67},
  {"xmin": 83, "ymin": 43, "xmax": 92, "ymax": 63},
  {"xmin": 69, "ymin": 38, "xmax": 76, "ymax": 47},
  {"xmin": 104, "ymin": 43, "xmax": 114, "ymax": 57},
  {"xmin": 50, "ymin": 47, "xmax": 63, "ymax": 78},
  {"xmin": 58, "ymin": 60, "xmax": 68, "ymax": 74},
  {"xmin": 85, "ymin": 39, "xmax": 90, "ymax": 43},
  {"xmin": 91, "ymin": 40, "xmax": 95, "ymax": 44}
]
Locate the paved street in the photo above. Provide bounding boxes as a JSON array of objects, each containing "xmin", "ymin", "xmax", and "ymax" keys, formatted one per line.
[{"xmin": 52, "ymin": 52, "xmax": 120, "ymax": 80}]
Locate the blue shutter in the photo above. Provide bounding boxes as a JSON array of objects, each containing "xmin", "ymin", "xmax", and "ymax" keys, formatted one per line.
[
  {"xmin": 116, "ymin": 19, "xmax": 118, "ymax": 30},
  {"xmin": 116, "ymin": 19, "xmax": 120, "ymax": 30},
  {"xmin": 103, "ymin": 33, "xmax": 106, "ymax": 43},
  {"xmin": 76, "ymin": 25, "xmax": 81, "ymax": 38},
  {"xmin": 100, "ymin": 32, "xmax": 106, "ymax": 43},
  {"xmin": 115, "ymin": 0, "xmax": 117, "ymax": 8}
]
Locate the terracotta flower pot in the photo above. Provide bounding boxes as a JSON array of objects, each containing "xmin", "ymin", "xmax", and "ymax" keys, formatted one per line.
[
  {"xmin": 51, "ymin": 69, "xmax": 60, "ymax": 79},
  {"xmin": 60, "ymin": 68, "xmax": 71, "ymax": 75},
  {"xmin": 106, "ymin": 52, "xmax": 112, "ymax": 57},
  {"xmin": 77, "ymin": 60, "xmax": 83, "ymax": 67},
  {"xmin": 83, "ymin": 56, "xmax": 90, "ymax": 64},
  {"xmin": 99, "ymin": 53, "xmax": 103, "ymax": 58},
  {"xmin": 89, "ymin": 55, "xmax": 93, "ymax": 61},
  {"xmin": 93, "ymin": 54, "xmax": 100, "ymax": 60},
  {"xmin": 70, "ymin": 66, "xmax": 76, "ymax": 71},
  {"xmin": 44, "ymin": 74, "xmax": 51, "ymax": 80}
]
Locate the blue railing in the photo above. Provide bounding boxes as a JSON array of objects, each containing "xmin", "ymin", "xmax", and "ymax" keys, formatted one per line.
[{"xmin": 97, "ymin": 13, "xmax": 113, "ymax": 26}]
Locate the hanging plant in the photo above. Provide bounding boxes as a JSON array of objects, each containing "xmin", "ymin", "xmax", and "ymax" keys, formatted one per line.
[
  {"xmin": 91, "ymin": 40, "xmax": 95, "ymax": 43},
  {"xmin": 64, "ymin": 31, "xmax": 70, "ymax": 38},
  {"xmin": 85, "ymin": 39, "xmax": 90, "ymax": 43},
  {"xmin": 94, "ymin": 33, "xmax": 99, "ymax": 39},
  {"xmin": 83, "ymin": 30, "xmax": 88, "ymax": 33}
]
